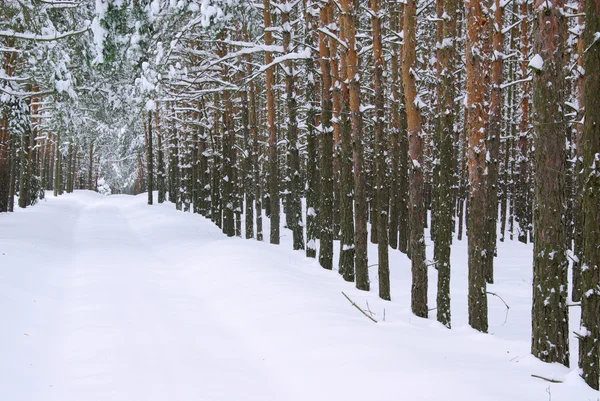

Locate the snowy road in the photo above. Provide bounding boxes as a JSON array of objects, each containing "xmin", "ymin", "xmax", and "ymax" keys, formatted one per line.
[{"xmin": 1, "ymin": 191, "xmax": 597, "ymax": 401}]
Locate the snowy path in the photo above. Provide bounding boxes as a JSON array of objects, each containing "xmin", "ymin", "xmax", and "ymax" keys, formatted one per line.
[{"xmin": 1, "ymin": 191, "xmax": 597, "ymax": 401}]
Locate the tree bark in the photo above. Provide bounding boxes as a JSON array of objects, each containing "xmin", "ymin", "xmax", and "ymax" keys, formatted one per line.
[
  {"xmin": 403, "ymin": 0, "xmax": 427, "ymax": 317},
  {"xmin": 263, "ymin": 0, "xmax": 280, "ymax": 244},
  {"xmin": 371, "ymin": 0, "xmax": 389, "ymax": 300},
  {"xmin": 530, "ymin": 0, "xmax": 569, "ymax": 367},
  {"xmin": 578, "ymin": 0, "xmax": 600, "ymax": 388},
  {"xmin": 282, "ymin": 9, "xmax": 304, "ymax": 250},
  {"xmin": 342, "ymin": 0, "xmax": 369, "ymax": 290},
  {"xmin": 318, "ymin": 0, "xmax": 334, "ymax": 270},
  {"xmin": 434, "ymin": 0, "xmax": 458, "ymax": 328},
  {"xmin": 147, "ymin": 110, "xmax": 154, "ymax": 205},
  {"xmin": 466, "ymin": 0, "xmax": 489, "ymax": 332}
]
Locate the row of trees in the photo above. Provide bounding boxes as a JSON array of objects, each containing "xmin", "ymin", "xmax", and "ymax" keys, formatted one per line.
[{"xmin": 1, "ymin": 0, "xmax": 599, "ymax": 389}]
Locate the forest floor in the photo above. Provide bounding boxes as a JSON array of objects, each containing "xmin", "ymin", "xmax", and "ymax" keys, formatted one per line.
[{"xmin": 0, "ymin": 190, "xmax": 598, "ymax": 401}]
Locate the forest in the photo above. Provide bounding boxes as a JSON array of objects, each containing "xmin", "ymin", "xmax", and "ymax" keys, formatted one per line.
[{"xmin": 1, "ymin": 0, "xmax": 600, "ymax": 395}]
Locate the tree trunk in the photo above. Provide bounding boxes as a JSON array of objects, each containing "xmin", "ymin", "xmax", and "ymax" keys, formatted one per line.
[
  {"xmin": 579, "ymin": 0, "xmax": 600, "ymax": 387},
  {"xmin": 282, "ymin": 9, "xmax": 304, "ymax": 250},
  {"xmin": 484, "ymin": 0, "xmax": 504, "ymax": 284},
  {"xmin": 434, "ymin": 0, "xmax": 458, "ymax": 328},
  {"xmin": 304, "ymin": 0, "xmax": 319, "ymax": 256},
  {"xmin": 318, "ymin": 0, "xmax": 334, "ymax": 270},
  {"xmin": 530, "ymin": 0, "xmax": 569, "ymax": 367},
  {"xmin": 516, "ymin": 0, "xmax": 532, "ymax": 244},
  {"xmin": 147, "ymin": 110, "xmax": 154, "ymax": 205},
  {"xmin": 403, "ymin": 0, "xmax": 427, "ymax": 317},
  {"xmin": 88, "ymin": 141, "xmax": 94, "ymax": 191},
  {"xmin": 18, "ymin": 126, "xmax": 29, "ymax": 208},
  {"xmin": 571, "ymin": 0, "xmax": 586, "ymax": 303},
  {"xmin": 338, "ymin": 1, "xmax": 355, "ymax": 282},
  {"xmin": 263, "ymin": 0, "xmax": 280, "ymax": 245},
  {"xmin": 371, "ymin": 0, "xmax": 389, "ymax": 300},
  {"xmin": 466, "ymin": 0, "xmax": 489, "ymax": 333},
  {"xmin": 156, "ymin": 103, "xmax": 166, "ymax": 204},
  {"xmin": 342, "ymin": 0, "xmax": 369, "ymax": 290}
]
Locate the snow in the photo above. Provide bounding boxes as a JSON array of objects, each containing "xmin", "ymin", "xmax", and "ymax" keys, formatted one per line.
[
  {"xmin": 528, "ymin": 54, "xmax": 544, "ymax": 71},
  {"xmin": 1, "ymin": 191, "xmax": 598, "ymax": 401}
]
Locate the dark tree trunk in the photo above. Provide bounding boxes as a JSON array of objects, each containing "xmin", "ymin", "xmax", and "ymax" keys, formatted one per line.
[
  {"xmin": 157, "ymin": 107, "xmax": 166, "ymax": 204},
  {"xmin": 404, "ymin": 0, "xmax": 427, "ymax": 317},
  {"xmin": 318, "ymin": 0, "xmax": 334, "ymax": 270},
  {"xmin": 54, "ymin": 133, "xmax": 62, "ymax": 197},
  {"xmin": 371, "ymin": 0, "xmax": 389, "ymax": 300},
  {"xmin": 433, "ymin": 0, "xmax": 458, "ymax": 328},
  {"xmin": 484, "ymin": 0, "xmax": 504, "ymax": 284},
  {"xmin": 88, "ymin": 141, "xmax": 94, "ymax": 191},
  {"xmin": 18, "ymin": 127, "xmax": 29, "ymax": 208},
  {"xmin": 530, "ymin": 0, "xmax": 569, "ymax": 367},
  {"xmin": 579, "ymin": 0, "xmax": 600, "ymax": 387},
  {"xmin": 282, "ymin": 9, "xmax": 304, "ymax": 250},
  {"xmin": 147, "ymin": 110, "xmax": 154, "ymax": 205},
  {"xmin": 516, "ymin": 0, "xmax": 532, "ymax": 244},
  {"xmin": 571, "ymin": 0, "xmax": 586, "ymax": 303},
  {"xmin": 342, "ymin": 0, "xmax": 369, "ymax": 290},
  {"xmin": 304, "ymin": 2, "xmax": 319, "ymax": 256},
  {"xmin": 263, "ymin": 0, "xmax": 280, "ymax": 245},
  {"xmin": 8, "ymin": 133, "xmax": 16, "ymax": 211}
]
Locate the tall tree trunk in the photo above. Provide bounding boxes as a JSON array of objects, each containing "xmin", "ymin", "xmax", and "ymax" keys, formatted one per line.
[
  {"xmin": 318, "ymin": 0, "xmax": 334, "ymax": 270},
  {"xmin": 8, "ymin": 133, "xmax": 16, "ymax": 211},
  {"xmin": 571, "ymin": 0, "xmax": 586, "ymax": 303},
  {"xmin": 18, "ymin": 126, "xmax": 29, "ymax": 208},
  {"xmin": 304, "ymin": 0, "xmax": 319, "ymax": 256},
  {"xmin": 156, "ymin": 103, "xmax": 166, "ymax": 204},
  {"xmin": 466, "ymin": 0, "xmax": 489, "ymax": 332},
  {"xmin": 147, "ymin": 110, "xmax": 154, "ymax": 205},
  {"xmin": 248, "ymin": 42, "xmax": 263, "ymax": 242},
  {"xmin": 403, "ymin": 0, "xmax": 427, "ymax": 317},
  {"xmin": 530, "ymin": 0, "xmax": 569, "ymax": 367},
  {"xmin": 88, "ymin": 140, "xmax": 94, "ymax": 191},
  {"xmin": 329, "ymin": 3, "xmax": 342, "ymax": 242},
  {"xmin": 484, "ymin": 0, "xmax": 504, "ymax": 284},
  {"xmin": 579, "ymin": 0, "xmax": 600, "ymax": 387},
  {"xmin": 241, "ymin": 80, "xmax": 254, "ymax": 239},
  {"xmin": 371, "ymin": 0, "xmax": 389, "ymax": 300},
  {"xmin": 516, "ymin": 0, "xmax": 532, "ymax": 244},
  {"xmin": 396, "ymin": 4, "xmax": 409, "ymax": 255},
  {"xmin": 220, "ymin": 42, "xmax": 235, "ymax": 236},
  {"xmin": 0, "ymin": 45, "xmax": 16, "ymax": 212},
  {"xmin": 342, "ymin": 0, "xmax": 369, "ymax": 290},
  {"xmin": 434, "ymin": 0, "xmax": 458, "ymax": 328},
  {"xmin": 282, "ymin": 9, "xmax": 304, "ymax": 250},
  {"xmin": 263, "ymin": 0, "xmax": 280, "ymax": 244},
  {"xmin": 338, "ymin": 1, "xmax": 355, "ymax": 282},
  {"xmin": 54, "ymin": 134, "xmax": 61, "ymax": 197}
]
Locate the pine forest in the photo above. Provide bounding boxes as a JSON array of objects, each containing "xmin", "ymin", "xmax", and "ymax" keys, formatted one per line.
[{"xmin": 1, "ymin": 0, "xmax": 600, "ymax": 399}]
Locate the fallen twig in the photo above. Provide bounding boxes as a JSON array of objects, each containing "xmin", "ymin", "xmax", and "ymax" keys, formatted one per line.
[
  {"xmin": 342, "ymin": 292, "xmax": 378, "ymax": 323},
  {"xmin": 365, "ymin": 300, "xmax": 376, "ymax": 317},
  {"xmin": 531, "ymin": 374, "xmax": 563, "ymax": 384},
  {"xmin": 487, "ymin": 291, "xmax": 510, "ymax": 326}
]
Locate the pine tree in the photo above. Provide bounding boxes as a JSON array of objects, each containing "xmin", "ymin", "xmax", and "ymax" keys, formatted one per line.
[
  {"xmin": 434, "ymin": 0, "xmax": 458, "ymax": 328},
  {"xmin": 530, "ymin": 0, "xmax": 569, "ymax": 367},
  {"xmin": 341, "ymin": 0, "xmax": 369, "ymax": 290},
  {"xmin": 263, "ymin": 0, "xmax": 280, "ymax": 245},
  {"xmin": 318, "ymin": 0, "xmax": 334, "ymax": 270},
  {"xmin": 465, "ymin": 0, "xmax": 489, "ymax": 332},
  {"xmin": 578, "ymin": 0, "xmax": 600, "ymax": 388},
  {"xmin": 403, "ymin": 0, "xmax": 427, "ymax": 317}
]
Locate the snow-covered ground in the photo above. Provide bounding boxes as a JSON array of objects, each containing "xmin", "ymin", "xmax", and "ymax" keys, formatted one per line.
[{"xmin": 0, "ymin": 190, "xmax": 597, "ymax": 401}]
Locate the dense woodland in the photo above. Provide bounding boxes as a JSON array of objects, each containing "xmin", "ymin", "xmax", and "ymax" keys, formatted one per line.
[{"xmin": 1, "ymin": 0, "xmax": 599, "ymax": 389}]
